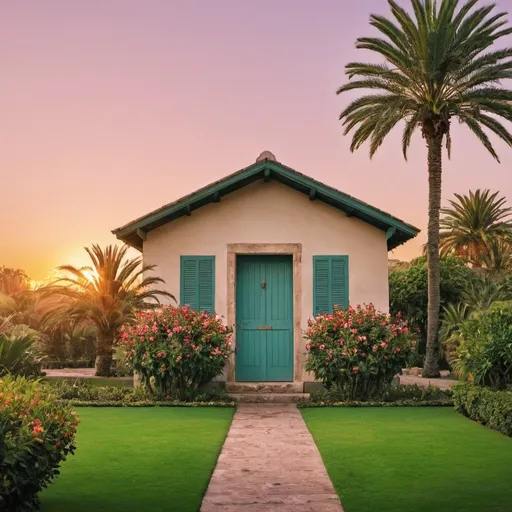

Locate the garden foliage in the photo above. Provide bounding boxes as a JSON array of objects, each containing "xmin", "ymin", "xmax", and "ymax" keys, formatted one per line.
[
  {"xmin": 0, "ymin": 376, "xmax": 79, "ymax": 511},
  {"xmin": 0, "ymin": 326, "xmax": 43, "ymax": 377},
  {"xmin": 304, "ymin": 304, "xmax": 417, "ymax": 400},
  {"xmin": 119, "ymin": 306, "xmax": 232, "ymax": 398},
  {"xmin": 456, "ymin": 301, "xmax": 512, "ymax": 389},
  {"xmin": 453, "ymin": 383, "xmax": 512, "ymax": 438},
  {"xmin": 389, "ymin": 256, "xmax": 474, "ymax": 359},
  {"xmin": 49, "ymin": 380, "xmax": 234, "ymax": 406}
]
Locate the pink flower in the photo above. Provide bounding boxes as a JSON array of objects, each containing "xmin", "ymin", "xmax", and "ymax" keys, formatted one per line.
[
  {"xmin": 372, "ymin": 345, "xmax": 378, "ymax": 352},
  {"xmin": 353, "ymin": 348, "xmax": 358, "ymax": 354},
  {"xmin": 339, "ymin": 339, "xmax": 344, "ymax": 346},
  {"xmin": 381, "ymin": 342, "xmax": 388, "ymax": 349},
  {"xmin": 149, "ymin": 337, "xmax": 154, "ymax": 341},
  {"xmin": 353, "ymin": 367, "xmax": 359, "ymax": 374},
  {"xmin": 362, "ymin": 353, "xmax": 367, "ymax": 357},
  {"xmin": 176, "ymin": 356, "xmax": 182, "ymax": 362},
  {"xmin": 381, "ymin": 321, "xmax": 387, "ymax": 326},
  {"xmin": 306, "ymin": 344, "xmax": 311, "ymax": 350},
  {"xmin": 395, "ymin": 348, "xmax": 401, "ymax": 353},
  {"xmin": 351, "ymin": 329, "xmax": 358, "ymax": 335},
  {"xmin": 157, "ymin": 351, "xmax": 166, "ymax": 358},
  {"xmin": 319, "ymin": 344, "xmax": 325, "ymax": 350}
]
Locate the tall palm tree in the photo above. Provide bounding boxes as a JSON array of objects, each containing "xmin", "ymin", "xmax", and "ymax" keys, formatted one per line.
[
  {"xmin": 439, "ymin": 189, "xmax": 512, "ymax": 264},
  {"xmin": 43, "ymin": 244, "xmax": 175, "ymax": 376},
  {"xmin": 337, "ymin": 0, "xmax": 512, "ymax": 377}
]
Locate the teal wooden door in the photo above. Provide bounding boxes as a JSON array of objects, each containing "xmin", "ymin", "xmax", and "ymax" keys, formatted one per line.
[{"xmin": 235, "ymin": 255, "xmax": 294, "ymax": 382}]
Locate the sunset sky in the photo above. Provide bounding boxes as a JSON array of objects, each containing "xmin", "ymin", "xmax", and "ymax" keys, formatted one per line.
[{"xmin": 3, "ymin": 0, "xmax": 512, "ymax": 280}]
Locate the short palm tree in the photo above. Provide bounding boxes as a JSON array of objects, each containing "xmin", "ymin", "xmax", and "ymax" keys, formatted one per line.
[
  {"xmin": 337, "ymin": 0, "xmax": 512, "ymax": 377},
  {"xmin": 481, "ymin": 239, "xmax": 512, "ymax": 272},
  {"xmin": 439, "ymin": 189, "xmax": 512, "ymax": 264},
  {"xmin": 43, "ymin": 244, "xmax": 175, "ymax": 376}
]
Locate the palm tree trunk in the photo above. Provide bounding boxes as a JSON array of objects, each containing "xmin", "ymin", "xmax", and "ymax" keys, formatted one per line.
[
  {"xmin": 95, "ymin": 331, "xmax": 114, "ymax": 377},
  {"xmin": 423, "ymin": 134, "xmax": 443, "ymax": 378}
]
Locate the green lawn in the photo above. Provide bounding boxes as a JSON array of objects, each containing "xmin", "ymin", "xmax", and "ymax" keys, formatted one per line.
[
  {"xmin": 302, "ymin": 407, "xmax": 512, "ymax": 512},
  {"xmin": 41, "ymin": 407, "xmax": 234, "ymax": 512}
]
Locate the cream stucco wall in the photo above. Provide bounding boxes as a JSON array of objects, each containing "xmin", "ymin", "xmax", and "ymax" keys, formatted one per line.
[{"xmin": 143, "ymin": 179, "xmax": 390, "ymax": 381}]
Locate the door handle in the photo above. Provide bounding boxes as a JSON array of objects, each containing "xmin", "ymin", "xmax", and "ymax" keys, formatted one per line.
[{"xmin": 258, "ymin": 325, "xmax": 272, "ymax": 330}]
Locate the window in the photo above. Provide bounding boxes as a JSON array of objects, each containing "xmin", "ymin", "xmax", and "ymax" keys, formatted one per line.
[
  {"xmin": 313, "ymin": 256, "xmax": 349, "ymax": 315},
  {"xmin": 180, "ymin": 256, "xmax": 215, "ymax": 313}
]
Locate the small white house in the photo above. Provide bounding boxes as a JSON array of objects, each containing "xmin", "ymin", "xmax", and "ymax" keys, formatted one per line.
[{"xmin": 113, "ymin": 152, "xmax": 419, "ymax": 384}]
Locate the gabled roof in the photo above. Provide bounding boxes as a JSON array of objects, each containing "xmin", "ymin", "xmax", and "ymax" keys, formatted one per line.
[{"xmin": 112, "ymin": 155, "xmax": 420, "ymax": 251}]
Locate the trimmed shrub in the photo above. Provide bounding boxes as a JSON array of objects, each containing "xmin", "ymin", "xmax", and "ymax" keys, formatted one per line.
[
  {"xmin": 50, "ymin": 379, "xmax": 150, "ymax": 402},
  {"xmin": 456, "ymin": 301, "xmax": 512, "ymax": 389},
  {"xmin": 304, "ymin": 304, "xmax": 418, "ymax": 400},
  {"xmin": 308, "ymin": 383, "xmax": 452, "ymax": 405},
  {"xmin": 49, "ymin": 380, "xmax": 235, "ymax": 406},
  {"xmin": 119, "ymin": 306, "xmax": 232, "ymax": 399},
  {"xmin": 453, "ymin": 383, "xmax": 512, "ymax": 437},
  {"xmin": 0, "ymin": 376, "xmax": 79, "ymax": 511}
]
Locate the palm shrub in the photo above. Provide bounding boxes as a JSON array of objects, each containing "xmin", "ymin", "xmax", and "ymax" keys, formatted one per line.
[
  {"xmin": 337, "ymin": 0, "xmax": 512, "ymax": 377},
  {"xmin": 456, "ymin": 301, "xmax": 512, "ymax": 389},
  {"xmin": 0, "ymin": 320, "xmax": 43, "ymax": 377},
  {"xmin": 439, "ymin": 189, "xmax": 512, "ymax": 265},
  {"xmin": 0, "ymin": 376, "xmax": 79, "ymax": 511},
  {"xmin": 304, "ymin": 304, "xmax": 418, "ymax": 400},
  {"xmin": 119, "ymin": 306, "xmax": 232, "ymax": 399},
  {"xmin": 43, "ymin": 244, "xmax": 174, "ymax": 376}
]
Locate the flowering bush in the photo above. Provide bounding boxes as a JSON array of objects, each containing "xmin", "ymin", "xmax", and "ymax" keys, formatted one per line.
[
  {"xmin": 0, "ymin": 376, "xmax": 79, "ymax": 511},
  {"xmin": 119, "ymin": 306, "xmax": 232, "ymax": 398},
  {"xmin": 304, "ymin": 304, "xmax": 418, "ymax": 400}
]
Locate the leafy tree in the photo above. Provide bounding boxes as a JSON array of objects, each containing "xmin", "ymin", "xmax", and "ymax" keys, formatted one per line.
[
  {"xmin": 337, "ymin": 0, "xmax": 512, "ymax": 377},
  {"xmin": 43, "ymin": 244, "xmax": 175, "ymax": 376},
  {"xmin": 440, "ymin": 189, "xmax": 512, "ymax": 265},
  {"xmin": 389, "ymin": 256, "xmax": 474, "ymax": 361}
]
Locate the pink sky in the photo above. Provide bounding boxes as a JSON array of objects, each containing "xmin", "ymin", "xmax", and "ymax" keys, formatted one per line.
[{"xmin": 2, "ymin": 0, "xmax": 512, "ymax": 280}]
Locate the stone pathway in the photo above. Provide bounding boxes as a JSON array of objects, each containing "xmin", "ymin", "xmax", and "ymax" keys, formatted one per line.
[
  {"xmin": 201, "ymin": 404, "xmax": 343, "ymax": 512},
  {"xmin": 44, "ymin": 368, "xmax": 96, "ymax": 377},
  {"xmin": 399, "ymin": 374, "xmax": 457, "ymax": 390}
]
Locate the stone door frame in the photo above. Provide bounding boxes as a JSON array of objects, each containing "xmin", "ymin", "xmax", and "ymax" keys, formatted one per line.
[{"xmin": 226, "ymin": 243, "xmax": 303, "ymax": 383}]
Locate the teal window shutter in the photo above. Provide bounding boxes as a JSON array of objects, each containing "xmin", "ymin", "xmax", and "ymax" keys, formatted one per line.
[
  {"xmin": 313, "ymin": 256, "xmax": 349, "ymax": 315},
  {"xmin": 180, "ymin": 256, "xmax": 215, "ymax": 313}
]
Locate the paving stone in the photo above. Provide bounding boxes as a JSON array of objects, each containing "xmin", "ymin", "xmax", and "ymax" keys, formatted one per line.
[{"xmin": 200, "ymin": 404, "xmax": 344, "ymax": 512}]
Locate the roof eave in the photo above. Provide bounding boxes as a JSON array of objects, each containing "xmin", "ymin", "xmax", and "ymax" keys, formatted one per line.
[{"xmin": 112, "ymin": 159, "xmax": 420, "ymax": 252}]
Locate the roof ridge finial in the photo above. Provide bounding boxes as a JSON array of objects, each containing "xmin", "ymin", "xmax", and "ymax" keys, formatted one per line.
[{"xmin": 256, "ymin": 150, "xmax": 277, "ymax": 163}]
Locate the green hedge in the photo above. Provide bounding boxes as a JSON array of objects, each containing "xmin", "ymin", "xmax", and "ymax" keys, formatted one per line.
[
  {"xmin": 49, "ymin": 380, "xmax": 236, "ymax": 407},
  {"xmin": 56, "ymin": 400, "xmax": 236, "ymax": 408},
  {"xmin": 297, "ymin": 399, "xmax": 453, "ymax": 408},
  {"xmin": 453, "ymin": 383, "xmax": 512, "ymax": 437}
]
